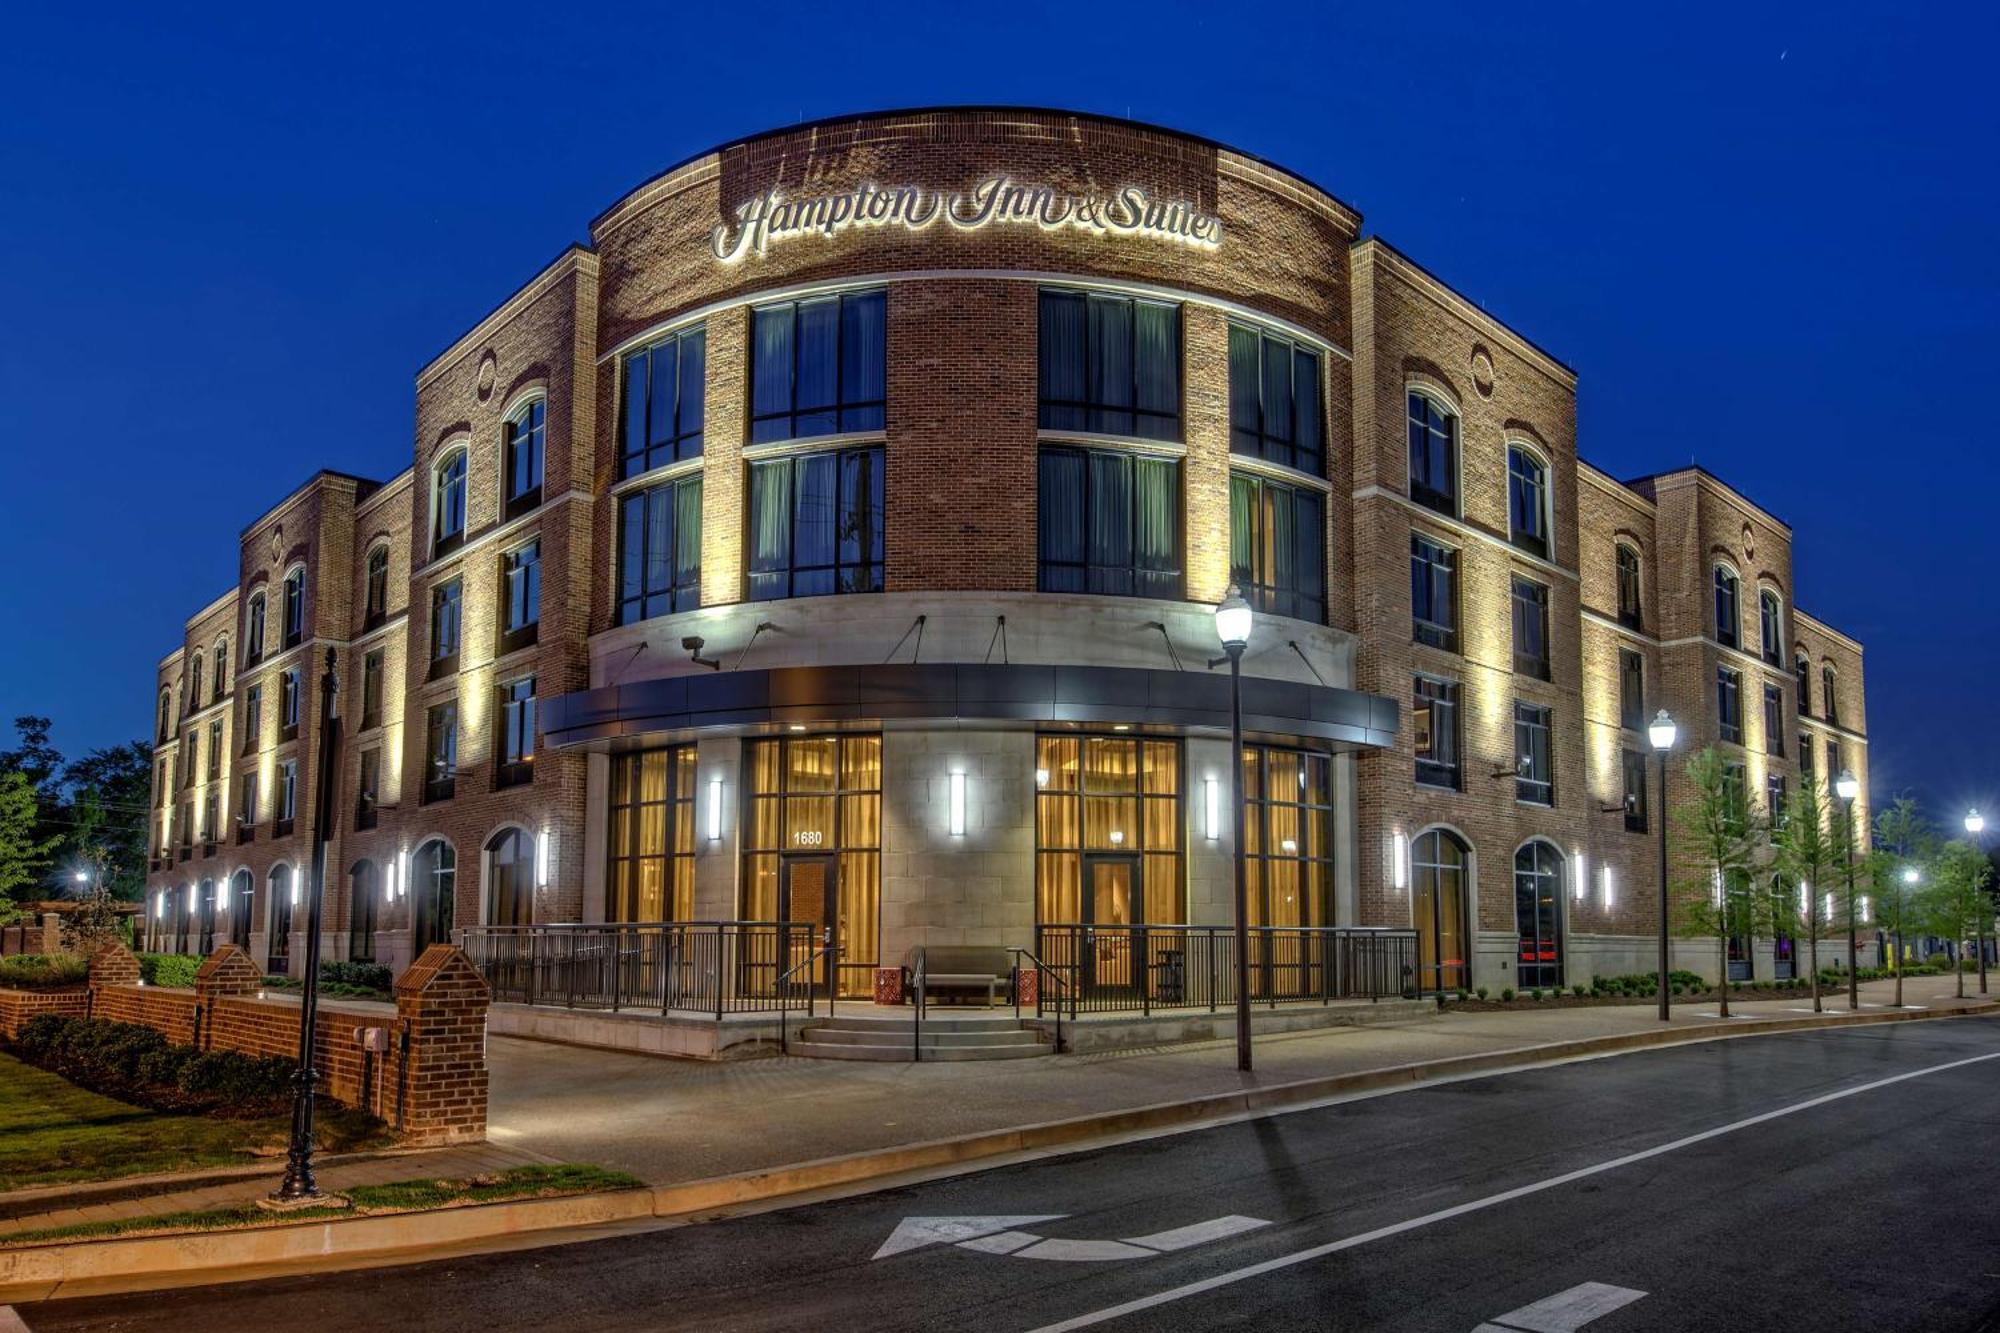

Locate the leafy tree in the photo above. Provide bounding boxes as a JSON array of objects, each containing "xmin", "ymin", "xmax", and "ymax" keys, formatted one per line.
[
  {"xmin": 0, "ymin": 772, "xmax": 61, "ymax": 922},
  {"xmin": 1772, "ymin": 775, "xmax": 1842, "ymax": 1012},
  {"xmin": 1869, "ymin": 797, "xmax": 1939, "ymax": 1008},
  {"xmin": 59, "ymin": 847, "xmax": 126, "ymax": 955},
  {"xmin": 63, "ymin": 741, "xmax": 153, "ymax": 901},
  {"xmin": 1921, "ymin": 841, "xmax": 1994, "ymax": 1001},
  {"xmin": 1672, "ymin": 747, "xmax": 1764, "ymax": 1017}
]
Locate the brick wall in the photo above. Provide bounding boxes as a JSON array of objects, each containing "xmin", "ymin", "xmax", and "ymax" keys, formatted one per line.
[{"xmin": 0, "ymin": 988, "xmax": 90, "ymax": 1040}]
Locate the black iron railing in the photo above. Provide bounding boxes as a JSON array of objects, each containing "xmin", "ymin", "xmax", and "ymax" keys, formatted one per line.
[
  {"xmin": 1029, "ymin": 924, "xmax": 1418, "ymax": 1017},
  {"xmin": 460, "ymin": 922, "xmax": 817, "ymax": 1016}
]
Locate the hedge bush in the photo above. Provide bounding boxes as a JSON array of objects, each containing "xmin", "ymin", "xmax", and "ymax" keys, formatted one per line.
[
  {"xmin": 0, "ymin": 953, "xmax": 89, "ymax": 991},
  {"xmin": 12, "ymin": 1013, "xmax": 295, "ymax": 1115},
  {"xmin": 137, "ymin": 952, "xmax": 202, "ymax": 988}
]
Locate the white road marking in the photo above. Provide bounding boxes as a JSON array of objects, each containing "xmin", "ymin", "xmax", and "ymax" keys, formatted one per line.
[
  {"xmin": 1026, "ymin": 1048, "xmax": 2000, "ymax": 1332},
  {"xmin": 1123, "ymin": 1215, "xmax": 1269, "ymax": 1252},
  {"xmin": 1016, "ymin": 1238, "xmax": 1160, "ymax": 1262},
  {"xmin": 876, "ymin": 1213, "xmax": 1272, "ymax": 1263},
  {"xmin": 874, "ymin": 1215, "xmax": 1064, "ymax": 1259},
  {"xmin": 959, "ymin": 1231, "xmax": 1042, "ymax": 1255},
  {"xmin": 1483, "ymin": 1281, "xmax": 1647, "ymax": 1332},
  {"xmin": 0, "ymin": 1307, "xmax": 29, "ymax": 1333}
]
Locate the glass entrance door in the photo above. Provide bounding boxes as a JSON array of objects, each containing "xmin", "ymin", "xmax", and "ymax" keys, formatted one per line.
[
  {"xmin": 1083, "ymin": 854, "xmax": 1138, "ymax": 990},
  {"xmin": 781, "ymin": 855, "xmax": 835, "ymax": 995}
]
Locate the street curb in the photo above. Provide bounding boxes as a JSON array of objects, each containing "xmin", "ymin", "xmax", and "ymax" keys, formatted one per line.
[{"xmin": 5, "ymin": 1000, "xmax": 1993, "ymax": 1301}]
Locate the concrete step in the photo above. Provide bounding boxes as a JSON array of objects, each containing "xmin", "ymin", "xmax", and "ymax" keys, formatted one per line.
[
  {"xmin": 803, "ymin": 1024, "xmax": 1045, "ymax": 1048},
  {"xmin": 801, "ymin": 1010, "xmax": 1021, "ymax": 1031},
  {"xmin": 790, "ymin": 1036, "xmax": 1051, "ymax": 1062}
]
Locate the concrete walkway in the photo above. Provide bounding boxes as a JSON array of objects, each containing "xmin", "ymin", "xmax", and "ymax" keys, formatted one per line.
[{"xmin": 486, "ymin": 973, "xmax": 1994, "ymax": 1183}]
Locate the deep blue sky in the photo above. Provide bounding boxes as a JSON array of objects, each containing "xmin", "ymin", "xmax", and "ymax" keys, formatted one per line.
[{"xmin": 1, "ymin": 3, "xmax": 1993, "ymax": 824}]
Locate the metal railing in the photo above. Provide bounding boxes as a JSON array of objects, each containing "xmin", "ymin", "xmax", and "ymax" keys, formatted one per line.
[
  {"xmin": 460, "ymin": 922, "xmax": 815, "ymax": 1016},
  {"xmin": 776, "ymin": 941, "xmax": 837, "ymax": 1055},
  {"xmin": 1029, "ymin": 925, "xmax": 1418, "ymax": 1017},
  {"xmin": 1010, "ymin": 945, "xmax": 1070, "ymax": 1053}
]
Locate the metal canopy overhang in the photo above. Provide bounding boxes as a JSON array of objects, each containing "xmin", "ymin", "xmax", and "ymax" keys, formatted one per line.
[{"xmin": 541, "ymin": 663, "xmax": 1398, "ymax": 753}]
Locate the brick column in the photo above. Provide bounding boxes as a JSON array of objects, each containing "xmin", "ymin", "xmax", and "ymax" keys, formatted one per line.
[
  {"xmin": 39, "ymin": 912, "xmax": 61, "ymax": 955},
  {"xmin": 392, "ymin": 944, "xmax": 491, "ymax": 1146},
  {"xmin": 88, "ymin": 942, "xmax": 141, "ymax": 990}
]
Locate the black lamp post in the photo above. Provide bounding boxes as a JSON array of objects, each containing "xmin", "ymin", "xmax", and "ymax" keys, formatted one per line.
[
  {"xmin": 1648, "ymin": 710, "xmax": 1677, "ymax": 1022},
  {"xmin": 1968, "ymin": 809, "xmax": 1989, "ymax": 995},
  {"xmin": 1835, "ymin": 768, "xmax": 1860, "ymax": 1011},
  {"xmin": 1213, "ymin": 587, "xmax": 1253, "ymax": 1073},
  {"xmin": 270, "ymin": 648, "xmax": 341, "ymax": 1207}
]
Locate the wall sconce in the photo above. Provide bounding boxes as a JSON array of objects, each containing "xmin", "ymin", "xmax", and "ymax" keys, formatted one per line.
[
  {"xmin": 948, "ymin": 771, "xmax": 966, "ymax": 837},
  {"xmin": 1573, "ymin": 850, "xmax": 1588, "ymax": 902},
  {"xmin": 1600, "ymin": 864, "xmax": 1615, "ymax": 911},
  {"xmin": 1798, "ymin": 882, "xmax": 1810, "ymax": 919},
  {"xmin": 708, "ymin": 776, "xmax": 724, "ymax": 841},
  {"xmin": 1712, "ymin": 867, "xmax": 1725, "ymax": 909},
  {"xmin": 391, "ymin": 850, "xmax": 406, "ymax": 901},
  {"xmin": 154, "ymin": 891, "xmax": 166, "ymax": 919},
  {"xmin": 1203, "ymin": 777, "xmax": 1220, "ymax": 841},
  {"xmin": 535, "ymin": 827, "xmax": 552, "ymax": 889},
  {"xmin": 1860, "ymin": 896, "xmax": 1872, "ymax": 925},
  {"xmin": 1823, "ymin": 891, "xmax": 1835, "ymax": 923},
  {"xmin": 1391, "ymin": 832, "xmax": 1408, "ymax": 891}
]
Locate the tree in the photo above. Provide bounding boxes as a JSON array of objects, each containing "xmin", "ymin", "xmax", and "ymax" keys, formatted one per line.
[
  {"xmin": 59, "ymin": 847, "xmax": 126, "ymax": 956},
  {"xmin": 1672, "ymin": 747, "xmax": 1764, "ymax": 1017},
  {"xmin": 1772, "ymin": 775, "xmax": 1842, "ymax": 1013},
  {"xmin": 63, "ymin": 741, "xmax": 154, "ymax": 901},
  {"xmin": 0, "ymin": 772, "xmax": 60, "ymax": 923},
  {"xmin": 1922, "ymin": 841, "xmax": 1994, "ymax": 1001},
  {"xmin": 1869, "ymin": 797, "xmax": 1939, "ymax": 1008}
]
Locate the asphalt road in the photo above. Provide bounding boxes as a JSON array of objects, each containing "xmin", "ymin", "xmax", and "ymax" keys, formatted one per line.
[{"xmin": 18, "ymin": 1017, "xmax": 2000, "ymax": 1332}]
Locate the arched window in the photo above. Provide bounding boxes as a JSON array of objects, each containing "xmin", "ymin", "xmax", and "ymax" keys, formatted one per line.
[
  {"xmin": 196, "ymin": 878, "xmax": 217, "ymax": 954},
  {"xmin": 1615, "ymin": 544, "xmax": 1642, "ymax": 629},
  {"xmin": 157, "ymin": 687, "xmax": 174, "ymax": 744},
  {"xmin": 1513, "ymin": 842, "xmax": 1565, "ymax": 989},
  {"xmin": 348, "ymin": 860, "xmax": 378, "ymax": 963},
  {"xmin": 1406, "ymin": 391, "xmax": 1458, "ymax": 516},
  {"xmin": 244, "ymin": 591, "xmax": 267, "ymax": 665},
  {"xmin": 411, "ymin": 840, "xmax": 457, "ymax": 951},
  {"xmin": 282, "ymin": 566, "xmax": 306, "ymax": 648},
  {"xmin": 363, "ymin": 545, "xmax": 389, "ymax": 627},
  {"xmin": 267, "ymin": 865, "xmax": 293, "ymax": 973},
  {"xmin": 188, "ymin": 657, "xmax": 204, "ymax": 712},
  {"xmin": 1412, "ymin": 830, "xmax": 1470, "ymax": 992},
  {"xmin": 228, "ymin": 869, "xmax": 253, "ymax": 950},
  {"xmin": 1758, "ymin": 589, "xmax": 1783, "ymax": 665},
  {"xmin": 1821, "ymin": 664, "xmax": 1839, "ymax": 724},
  {"xmin": 1506, "ymin": 444, "xmax": 1551, "ymax": 558},
  {"xmin": 211, "ymin": 638, "xmax": 228, "ymax": 701},
  {"xmin": 485, "ymin": 828, "xmax": 534, "ymax": 927},
  {"xmin": 504, "ymin": 398, "xmax": 545, "ymax": 517},
  {"xmin": 1795, "ymin": 653, "xmax": 1811, "ymax": 717},
  {"xmin": 433, "ymin": 448, "xmax": 468, "ymax": 554},
  {"xmin": 1712, "ymin": 565, "xmax": 1740, "ymax": 649}
]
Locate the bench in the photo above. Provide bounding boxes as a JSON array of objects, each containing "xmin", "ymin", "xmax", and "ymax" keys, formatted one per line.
[{"xmin": 906, "ymin": 945, "xmax": 1013, "ymax": 1008}]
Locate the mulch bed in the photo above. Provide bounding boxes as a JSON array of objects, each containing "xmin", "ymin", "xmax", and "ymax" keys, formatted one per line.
[{"xmin": 1439, "ymin": 986, "xmax": 1830, "ymax": 1013}]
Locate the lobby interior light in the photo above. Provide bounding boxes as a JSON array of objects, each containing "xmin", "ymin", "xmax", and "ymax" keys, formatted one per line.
[
  {"xmin": 1835, "ymin": 769, "xmax": 1859, "ymax": 802},
  {"xmin": 948, "ymin": 772, "xmax": 966, "ymax": 837},
  {"xmin": 1213, "ymin": 588, "xmax": 1252, "ymax": 650},
  {"xmin": 1967, "ymin": 809, "xmax": 1986, "ymax": 836},
  {"xmin": 1109, "ymin": 829, "xmax": 1125, "ymax": 846},
  {"xmin": 1204, "ymin": 777, "xmax": 1220, "ymax": 840},
  {"xmin": 708, "ymin": 777, "xmax": 724, "ymax": 841},
  {"xmin": 1647, "ymin": 709, "xmax": 1677, "ymax": 754},
  {"xmin": 1035, "ymin": 767, "xmax": 1050, "ymax": 789}
]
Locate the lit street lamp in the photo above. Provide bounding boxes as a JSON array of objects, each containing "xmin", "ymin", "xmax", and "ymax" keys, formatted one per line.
[
  {"xmin": 1648, "ymin": 709, "xmax": 1676, "ymax": 1022},
  {"xmin": 1213, "ymin": 587, "xmax": 1253, "ymax": 1073},
  {"xmin": 1834, "ymin": 768, "xmax": 1860, "ymax": 1010},
  {"xmin": 1968, "ymin": 809, "xmax": 1989, "ymax": 995}
]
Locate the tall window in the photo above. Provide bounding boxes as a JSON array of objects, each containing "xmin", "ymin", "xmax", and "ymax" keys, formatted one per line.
[
  {"xmin": 268, "ymin": 865, "xmax": 292, "ymax": 970},
  {"xmin": 607, "ymin": 746, "xmax": 697, "ymax": 921},
  {"xmin": 411, "ymin": 840, "xmax": 455, "ymax": 952},
  {"xmin": 1763, "ymin": 684, "xmax": 1785, "ymax": 756},
  {"xmin": 364, "ymin": 546, "xmax": 388, "ymax": 628},
  {"xmin": 1615, "ymin": 544, "xmax": 1642, "ymax": 629},
  {"xmin": 500, "ymin": 540, "xmax": 540, "ymax": 653},
  {"xmin": 424, "ymin": 701, "xmax": 458, "ymax": 803},
  {"xmin": 1413, "ymin": 676, "xmax": 1460, "ymax": 789},
  {"xmin": 504, "ymin": 398, "xmax": 545, "ymax": 517},
  {"xmin": 1413, "ymin": 830, "xmax": 1469, "ymax": 992},
  {"xmin": 1759, "ymin": 589, "xmax": 1783, "ymax": 664},
  {"xmin": 1829, "ymin": 739, "xmax": 1844, "ymax": 786},
  {"xmin": 355, "ymin": 747, "xmax": 380, "ymax": 831},
  {"xmin": 622, "ymin": 325, "xmax": 706, "ymax": 475},
  {"xmin": 1038, "ymin": 289, "xmax": 1181, "ymax": 441},
  {"xmin": 1229, "ymin": 473, "xmax": 1325, "ymax": 621},
  {"xmin": 359, "ymin": 649, "xmax": 383, "ymax": 730},
  {"xmin": 1039, "ymin": 447, "xmax": 1181, "ymax": 599},
  {"xmin": 619, "ymin": 476, "xmax": 702, "ymax": 622},
  {"xmin": 1033, "ymin": 735, "xmax": 1182, "ymax": 928},
  {"xmin": 236, "ymin": 771, "xmax": 257, "ymax": 838},
  {"xmin": 244, "ymin": 592, "xmax": 266, "ymax": 666},
  {"xmin": 1228, "ymin": 323, "xmax": 1322, "ymax": 474},
  {"xmin": 206, "ymin": 720, "xmax": 221, "ymax": 777},
  {"xmin": 1513, "ymin": 842, "xmax": 1565, "ymax": 988},
  {"xmin": 1717, "ymin": 667, "xmax": 1743, "ymax": 744},
  {"xmin": 430, "ymin": 578, "xmax": 462, "ymax": 676},
  {"xmin": 1410, "ymin": 533, "xmax": 1458, "ymax": 651},
  {"xmin": 1506, "ymin": 445, "xmax": 1550, "ymax": 557},
  {"xmin": 348, "ymin": 861, "xmax": 377, "ymax": 962},
  {"xmin": 1618, "ymin": 649, "xmax": 1645, "ymax": 731},
  {"xmin": 486, "ymin": 828, "xmax": 534, "ymax": 927},
  {"xmin": 1511, "ymin": 576, "xmax": 1550, "ymax": 680},
  {"xmin": 1407, "ymin": 392, "xmax": 1457, "ymax": 515},
  {"xmin": 157, "ymin": 688, "xmax": 173, "ymax": 743},
  {"xmin": 751, "ymin": 291, "xmax": 885, "ymax": 443},
  {"xmin": 433, "ymin": 448, "xmax": 468, "ymax": 553},
  {"xmin": 188, "ymin": 657, "xmax": 204, "ymax": 712},
  {"xmin": 1241, "ymin": 746, "xmax": 1334, "ymax": 929},
  {"xmin": 1795, "ymin": 653, "xmax": 1810, "ymax": 716},
  {"xmin": 1821, "ymin": 665, "xmax": 1838, "ymax": 724},
  {"xmin": 1622, "ymin": 750, "xmax": 1647, "ymax": 832},
  {"xmin": 282, "ymin": 567, "xmax": 305, "ymax": 648},
  {"xmin": 211, "ymin": 639, "xmax": 226, "ymax": 701},
  {"xmin": 1767, "ymin": 773, "xmax": 1789, "ymax": 824},
  {"xmin": 748, "ymin": 448, "xmax": 883, "ymax": 600},
  {"xmin": 1800, "ymin": 733, "xmax": 1815, "ymax": 779},
  {"xmin": 1713, "ymin": 566, "xmax": 1740, "ymax": 648},
  {"xmin": 496, "ymin": 677, "xmax": 535, "ymax": 789},
  {"xmin": 242, "ymin": 684, "xmax": 262, "ymax": 752},
  {"xmin": 279, "ymin": 668, "xmax": 300, "ymax": 741},
  {"xmin": 1515, "ymin": 702, "xmax": 1553, "ymax": 805},
  {"xmin": 273, "ymin": 758, "xmax": 297, "ymax": 837}
]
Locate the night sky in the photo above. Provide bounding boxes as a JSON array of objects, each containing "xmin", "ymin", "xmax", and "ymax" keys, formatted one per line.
[{"xmin": 2, "ymin": 3, "xmax": 1992, "ymax": 825}]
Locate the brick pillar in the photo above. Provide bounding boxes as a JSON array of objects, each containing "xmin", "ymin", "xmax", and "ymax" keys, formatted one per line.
[
  {"xmin": 89, "ymin": 942, "xmax": 141, "ymax": 990},
  {"xmin": 40, "ymin": 912, "xmax": 61, "ymax": 955},
  {"xmin": 392, "ymin": 944, "xmax": 490, "ymax": 1146}
]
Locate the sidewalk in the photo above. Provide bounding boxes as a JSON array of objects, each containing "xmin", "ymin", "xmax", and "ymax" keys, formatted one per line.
[{"xmin": 487, "ymin": 972, "xmax": 1997, "ymax": 1184}]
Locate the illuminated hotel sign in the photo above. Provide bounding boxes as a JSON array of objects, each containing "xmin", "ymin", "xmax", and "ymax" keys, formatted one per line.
[{"xmin": 711, "ymin": 176, "xmax": 1223, "ymax": 263}]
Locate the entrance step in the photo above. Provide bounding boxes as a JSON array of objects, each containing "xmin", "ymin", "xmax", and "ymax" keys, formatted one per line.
[{"xmin": 791, "ymin": 1011, "xmax": 1053, "ymax": 1062}]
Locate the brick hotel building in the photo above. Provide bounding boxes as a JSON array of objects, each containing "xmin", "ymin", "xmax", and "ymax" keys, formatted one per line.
[{"xmin": 141, "ymin": 107, "xmax": 1870, "ymax": 1001}]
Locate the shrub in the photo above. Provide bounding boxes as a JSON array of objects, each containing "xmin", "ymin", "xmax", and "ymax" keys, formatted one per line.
[
  {"xmin": 137, "ymin": 953, "xmax": 201, "ymax": 988},
  {"xmin": 1456, "ymin": 990, "xmax": 1470, "ymax": 1002},
  {"xmin": 320, "ymin": 960, "xmax": 393, "ymax": 992},
  {"xmin": 178, "ymin": 1050, "xmax": 295, "ymax": 1104},
  {"xmin": 1572, "ymin": 984, "xmax": 1587, "ymax": 998},
  {"xmin": 1501, "ymin": 988, "xmax": 1515, "ymax": 1002},
  {"xmin": 7, "ymin": 1013, "xmax": 294, "ymax": 1113},
  {"xmin": 1475, "ymin": 987, "xmax": 1489, "ymax": 1000},
  {"xmin": 0, "ymin": 953, "xmax": 89, "ymax": 991}
]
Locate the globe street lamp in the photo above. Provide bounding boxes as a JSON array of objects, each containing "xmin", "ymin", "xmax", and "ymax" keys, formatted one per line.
[
  {"xmin": 1648, "ymin": 709, "xmax": 1677, "ymax": 1022},
  {"xmin": 1213, "ymin": 587, "xmax": 1253, "ymax": 1073},
  {"xmin": 1968, "ymin": 809, "xmax": 1989, "ymax": 995},
  {"xmin": 1834, "ymin": 768, "xmax": 1860, "ymax": 1010}
]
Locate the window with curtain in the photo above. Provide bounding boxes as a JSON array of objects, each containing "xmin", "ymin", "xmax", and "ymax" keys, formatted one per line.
[
  {"xmin": 621, "ymin": 325, "xmax": 706, "ymax": 476},
  {"xmin": 1713, "ymin": 566, "xmax": 1740, "ymax": 647},
  {"xmin": 1228, "ymin": 323, "xmax": 1321, "ymax": 473},
  {"xmin": 485, "ymin": 828, "xmax": 534, "ymax": 927},
  {"xmin": 618, "ymin": 476, "xmax": 702, "ymax": 623},
  {"xmin": 1515, "ymin": 701, "xmax": 1553, "ymax": 805},
  {"xmin": 1616, "ymin": 544, "xmax": 1642, "ymax": 629},
  {"xmin": 751, "ymin": 291, "xmax": 884, "ymax": 443},
  {"xmin": 1230, "ymin": 472, "xmax": 1325, "ymax": 622},
  {"xmin": 501, "ymin": 539, "xmax": 540, "ymax": 652},
  {"xmin": 1037, "ymin": 446, "xmax": 1181, "ymax": 599},
  {"xmin": 497, "ymin": 676, "xmax": 535, "ymax": 789},
  {"xmin": 505, "ymin": 398, "xmax": 545, "ymax": 516},
  {"xmin": 1240, "ymin": 745, "xmax": 1333, "ymax": 930},
  {"xmin": 1407, "ymin": 392, "xmax": 1457, "ymax": 515},
  {"xmin": 748, "ymin": 448, "xmax": 883, "ymax": 600},
  {"xmin": 1511, "ymin": 576, "xmax": 1550, "ymax": 680},
  {"xmin": 1507, "ymin": 446, "xmax": 1550, "ymax": 557},
  {"xmin": 1410, "ymin": 532, "xmax": 1458, "ymax": 650},
  {"xmin": 1038, "ymin": 289, "xmax": 1181, "ymax": 441},
  {"xmin": 608, "ymin": 746, "xmax": 697, "ymax": 922},
  {"xmin": 1413, "ymin": 830, "xmax": 1469, "ymax": 992},
  {"xmin": 1413, "ymin": 675, "xmax": 1460, "ymax": 789},
  {"xmin": 1717, "ymin": 667, "xmax": 1743, "ymax": 744},
  {"xmin": 1619, "ymin": 649, "xmax": 1645, "ymax": 731},
  {"xmin": 1033, "ymin": 734, "xmax": 1182, "ymax": 928}
]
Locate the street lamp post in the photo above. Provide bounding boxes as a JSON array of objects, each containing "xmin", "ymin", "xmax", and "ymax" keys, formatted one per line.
[
  {"xmin": 1897, "ymin": 864, "xmax": 1920, "ymax": 1008},
  {"xmin": 1648, "ymin": 710, "xmax": 1677, "ymax": 1022},
  {"xmin": 1967, "ymin": 809, "xmax": 1989, "ymax": 995},
  {"xmin": 1213, "ymin": 588, "xmax": 1253, "ymax": 1074},
  {"xmin": 1835, "ymin": 769, "xmax": 1860, "ymax": 1011}
]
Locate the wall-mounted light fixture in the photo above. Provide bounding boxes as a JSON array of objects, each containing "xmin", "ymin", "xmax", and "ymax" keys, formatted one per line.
[
  {"xmin": 390, "ymin": 849, "xmax": 406, "ymax": 901},
  {"xmin": 948, "ymin": 771, "xmax": 967, "ymax": 837},
  {"xmin": 1391, "ymin": 832, "xmax": 1409, "ymax": 891},
  {"xmin": 1823, "ymin": 891, "xmax": 1835, "ymax": 923},
  {"xmin": 1574, "ymin": 850, "xmax": 1588, "ymax": 902},
  {"xmin": 708, "ymin": 776, "xmax": 724, "ymax": 841},
  {"xmin": 154, "ymin": 891, "xmax": 166, "ymax": 919},
  {"xmin": 1712, "ymin": 867, "xmax": 1725, "ymax": 909},
  {"xmin": 1600, "ymin": 864, "xmax": 1615, "ymax": 911},
  {"xmin": 1798, "ymin": 881, "xmax": 1810, "ymax": 919},
  {"xmin": 1204, "ymin": 777, "xmax": 1220, "ymax": 841},
  {"xmin": 535, "ymin": 827, "xmax": 552, "ymax": 889}
]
